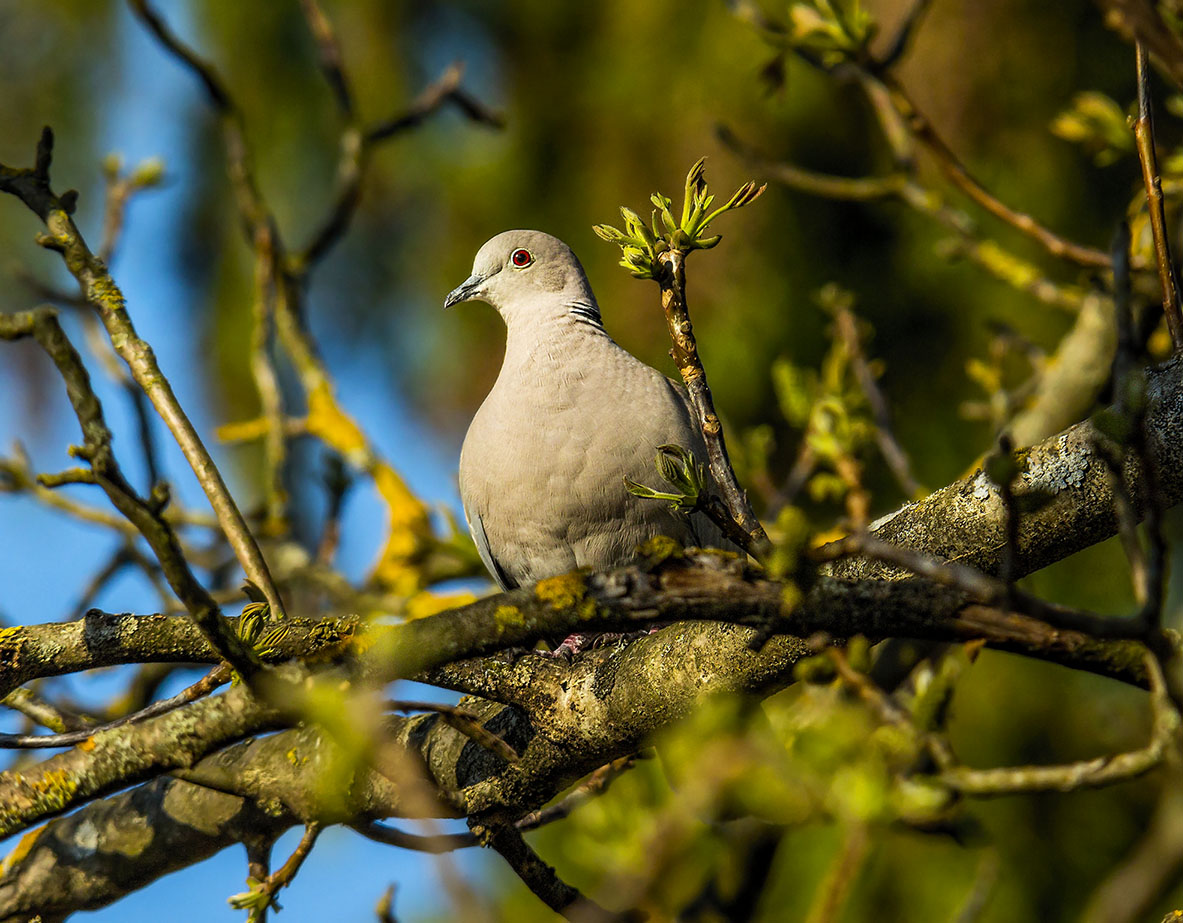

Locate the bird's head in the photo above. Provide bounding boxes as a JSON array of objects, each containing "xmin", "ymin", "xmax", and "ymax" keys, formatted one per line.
[{"xmin": 444, "ymin": 230, "xmax": 598, "ymax": 325}]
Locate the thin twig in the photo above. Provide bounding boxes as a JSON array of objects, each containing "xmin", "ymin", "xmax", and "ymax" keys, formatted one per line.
[
  {"xmin": 876, "ymin": 0, "xmax": 935, "ymax": 70},
  {"xmin": 297, "ymin": 60, "xmax": 501, "ymax": 273},
  {"xmin": 831, "ymin": 302, "xmax": 920, "ymax": 497},
  {"xmin": 78, "ymin": 309, "xmax": 165, "ymax": 490},
  {"xmin": 129, "ymin": 0, "xmax": 443, "ymax": 594},
  {"xmin": 366, "ymin": 61, "xmax": 503, "ymax": 142},
  {"xmin": 803, "ymin": 823, "xmax": 870, "ymax": 923},
  {"xmin": 828, "ymin": 646, "xmax": 955, "ymax": 770},
  {"xmin": 315, "ymin": 453, "xmax": 351, "ymax": 566},
  {"xmin": 232, "ymin": 823, "xmax": 321, "ymax": 920},
  {"xmin": 515, "ymin": 756, "xmax": 637, "ymax": 832},
  {"xmin": 1134, "ymin": 41, "xmax": 1183, "ymax": 349},
  {"xmin": 470, "ymin": 822, "xmax": 615, "ymax": 921},
  {"xmin": 940, "ymin": 654, "xmax": 1176, "ymax": 795},
  {"xmin": 375, "ymin": 884, "xmax": 398, "ymax": 923},
  {"xmin": 881, "ymin": 75, "xmax": 1112, "ymax": 269},
  {"xmin": 1099, "ymin": 0, "xmax": 1183, "ymax": 92},
  {"xmin": 351, "ymin": 820, "xmax": 475, "ymax": 854},
  {"xmin": 250, "ymin": 220, "xmax": 289, "ymax": 535},
  {"xmin": 815, "ymin": 531, "xmax": 1151, "ymax": 640},
  {"xmin": 766, "ymin": 440, "xmax": 816, "ymax": 514},
  {"xmin": 1080, "ymin": 773, "xmax": 1183, "ymax": 923},
  {"xmin": 352, "ymin": 756, "xmax": 636, "ymax": 854},
  {"xmin": 67, "ymin": 543, "xmax": 138, "ymax": 620},
  {"xmin": 0, "ymin": 664, "xmax": 231, "ymax": 749},
  {"xmin": 298, "ymin": 0, "xmax": 353, "ymax": 117},
  {"xmin": 657, "ymin": 248, "xmax": 769, "ymax": 555},
  {"xmin": 97, "ymin": 157, "xmax": 162, "ymax": 265},
  {"xmin": 720, "ymin": 125, "xmax": 1090, "ymax": 313},
  {"xmin": 1, "ymin": 687, "xmax": 95, "ymax": 734},
  {"xmin": 0, "ymin": 308, "xmax": 262, "ymax": 678},
  {"xmin": 951, "ymin": 852, "xmax": 999, "ymax": 923},
  {"xmin": 1, "ymin": 445, "xmax": 140, "ymax": 536}
]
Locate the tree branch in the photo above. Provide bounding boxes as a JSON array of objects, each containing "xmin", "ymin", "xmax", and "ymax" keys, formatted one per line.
[
  {"xmin": 0, "ymin": 307, "xmax": 261, "ymax": 678},
  {"xmin": 0, "ymin": 127, "xmax": 286, "ymax": 621}
]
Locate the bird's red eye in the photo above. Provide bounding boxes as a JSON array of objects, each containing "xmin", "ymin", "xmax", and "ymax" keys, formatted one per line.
[{"xmin": 511, "ymin": 248, "xmax": 533, "ymax": 267}]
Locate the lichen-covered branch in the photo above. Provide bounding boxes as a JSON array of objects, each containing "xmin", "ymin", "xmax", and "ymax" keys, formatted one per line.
[
  {"xmin": 0, "ymin": 610, "xmax": 358, "ymax": 698},
  {"xmin": 0, "ymin": 308, "xmax": 261, "ymax": 679},
  {"xmin": 9, "ymin": 352, "xmax": 1183, "ymax": 697},
  {"xmin": 0, "ymin": 127, "xmax": 286, "ymax": 622},
  {"xmin": 2, "ymin": 350, "xmax": 1182, "ymax": 914}
]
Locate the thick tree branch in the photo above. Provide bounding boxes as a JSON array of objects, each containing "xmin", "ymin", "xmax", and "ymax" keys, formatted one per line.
[{"xmin": 3, "ymin": 352, "xmax": 1183, "ymax": 913}]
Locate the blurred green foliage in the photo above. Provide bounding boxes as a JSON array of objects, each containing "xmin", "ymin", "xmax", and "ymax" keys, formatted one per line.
[{"xmin": 2, "ymin": 1, "xmax": 1182, "ymax": 920}]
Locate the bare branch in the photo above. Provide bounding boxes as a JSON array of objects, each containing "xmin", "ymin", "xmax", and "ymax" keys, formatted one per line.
[
  {"xmin": 298, "ymin": 0, "xmax": 353, "ymax": 117},
  {"xmin": 0, "ymin": 664, "xmax": 230, "ymax": 749},
  {"xmin": 879, "ymin": 76, "xmax": 1112, "ymax": 269},
  {"xmin": 938, "ymin": 655, "xmax": 1177, "ymax": 795},
  {"xmin": 0, "ymin": 128, "xmax": 286, "ymax": 622},
  {"xmin": 830, "ymin": 299, "xmax": 921, "ymax": 497},
  {"xmin": 470, "ymin": 822, "xmax": 616, "ymax": 921},
  {"xmin": 1133, "ymin": 41, "xmax": 1183, "ymax": 349},
  {"xmin": 0, "ymin": 308, "xmax": 261, "ymax": 678},
  {"xmin": 656, "ymin": 248, "xmax": 769, "ymax": 554}
]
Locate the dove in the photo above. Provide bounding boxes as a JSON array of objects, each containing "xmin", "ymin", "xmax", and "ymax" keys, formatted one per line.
[{"xmin": 446, "ymin": 229, "xmax": 731, "ymax": 590}]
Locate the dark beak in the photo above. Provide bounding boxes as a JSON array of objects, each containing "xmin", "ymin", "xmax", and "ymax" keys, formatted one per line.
[{"xmin": 444, "ymin": 274, "xmax": 484, "ymax": 309}]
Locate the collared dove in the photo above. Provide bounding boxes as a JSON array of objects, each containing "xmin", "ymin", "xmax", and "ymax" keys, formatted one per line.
[{"xmin": 446, "ymin": 229, "xmax": 731, "ymax": 590}]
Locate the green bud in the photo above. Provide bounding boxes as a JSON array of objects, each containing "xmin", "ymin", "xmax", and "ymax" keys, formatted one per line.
[
  {"xmin": 131, "ymin": 157, "xmax": 165, "ymax": 187},
  {"xmin": 683, "ymin": 157, "xmax": 707, "ymax": 226},
  {"xmin": 593, "ymin": 224, "xmax": 627, "ymax": 243},
  {"xmin": 656, "ymin": 447, "xmax": 683, "ymax": 486}
]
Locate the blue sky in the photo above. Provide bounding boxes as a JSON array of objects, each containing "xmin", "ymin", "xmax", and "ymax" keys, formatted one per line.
[{"xmin": 0, "ymin": 5, "xmax": 508, "ymax": 920}]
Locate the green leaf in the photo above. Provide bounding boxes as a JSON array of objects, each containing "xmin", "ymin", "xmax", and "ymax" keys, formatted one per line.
[{"xmin": 1051, "ymin": 91, "xmax": 1133, "ymax": 166}]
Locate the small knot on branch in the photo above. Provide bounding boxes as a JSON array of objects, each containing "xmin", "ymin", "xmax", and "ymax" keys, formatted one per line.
[{"xmin": 35, "ymin": 232, "xmax": 67, "ymax": 254}]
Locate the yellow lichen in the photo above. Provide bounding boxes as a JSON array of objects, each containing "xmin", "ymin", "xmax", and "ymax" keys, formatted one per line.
[
  {"xmin": 494, "ymin": 604, "xmax": 526, "ymax": 628},
  {"xmin": 2, "ymin": 824, "xmax": 45, "ymax": 873},
  {"xmin": 368, "ymin": 461, "xmax": 434, "ymax": 595},
  {"xmin": 405, "ymin": 590, "xmax": 477, "ymax": 621},
  {"xmin": 637, "ymin": 534, "xmax": 682, "ymax": 567},
  {"xmin": 534, "ymin": 572, "xmax": 587, "ymax": 610}
]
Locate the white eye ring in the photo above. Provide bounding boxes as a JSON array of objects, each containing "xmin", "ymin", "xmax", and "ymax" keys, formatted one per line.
[{"xmin": 510, "ymin": 248, "xmax": 533, "ymax": 268}]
